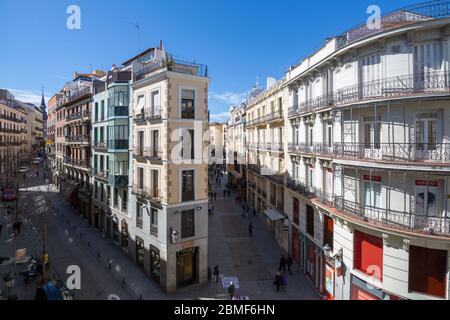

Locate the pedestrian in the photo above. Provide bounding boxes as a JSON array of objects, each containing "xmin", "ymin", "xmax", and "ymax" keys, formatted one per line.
[
  {"xmin": 17, "ymin": 221, "xmax": 21, "ymax": 234},
  {"xmin": 0, "ymin": 223, "xmax": 3, "ymax": 237},
  {"xmin": 274, "ymin": 272, "xmax": 281, "ymax": 292},
  {"xmin": 213, "ymin": 192, "xmax": 217, "ymax": 201},
  {"xmin": 246, "ymin": 204, "xmax": 250, "ymax": 214},
  {"xmin": 223, "ymin": 189, "xmax": 226, "ymax": 198},
  {"xmin": 280, "ymin": 271, "xmax": 287, "ymax": 292},
  {"xmin": 279, "ymin": 254, "xmax": 286, "ymax": 273},
  {"xmin": 286, "ymin": 255, "xmax": 293, "ymax": 275},
  {"xmin": 213, "ymin": 265, "xmax": 220, "ymax": 283},
  {"xmin": 248, "ymin": 222, "xmax": 254, "ymax": 238},
  {"xmin": 228, "ymin": 281, "xmax": 235, "ymax": 300},
  {"xmin": 211, "ymin": 204, "xmax": 215, "ymax": 215}
]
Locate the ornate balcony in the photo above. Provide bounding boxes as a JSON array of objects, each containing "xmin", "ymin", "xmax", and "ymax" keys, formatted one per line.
[
  {"xmin": 134, "ymin": 106, "xmax": 162, "ymax": 123},
  {"xmin": 333, "ymin": 142, "xmax": 450, "ymax": 164},
  {"xmin": 288, "ymin": 142, "xmax": 334, "ymax": 156},
  {"xmin": 133, "ymin": 147, "xmax": 162, "ymax": 161},
  {"xmin": 66, "ymin": 135, "xmax": 90, "ymax": 144},
  {"xmin": 334, "ymin": 197, "xmax": 450, "ymax": 237},
  {"xmin": 285, "ymin": 177, "xmax": 317, "ymax": 197}
]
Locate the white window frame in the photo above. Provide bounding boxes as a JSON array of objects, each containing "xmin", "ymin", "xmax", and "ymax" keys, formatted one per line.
[{"xmin": 178, "ymin": 86, "xmax": 198, "ymax": 119}]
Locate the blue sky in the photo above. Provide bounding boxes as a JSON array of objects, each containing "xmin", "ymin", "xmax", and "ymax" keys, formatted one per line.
[{"xmin": 0, "ymin": 0, "xmax": 413, "ymax": 121}]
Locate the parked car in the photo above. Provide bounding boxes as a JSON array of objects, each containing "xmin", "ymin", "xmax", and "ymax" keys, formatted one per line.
[{"xmin": 2, "ymin": 189, "xmax": 16, "ymax": 201}]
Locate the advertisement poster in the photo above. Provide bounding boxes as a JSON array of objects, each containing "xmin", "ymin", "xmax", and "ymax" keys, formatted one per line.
[{"xmin": 325, "ymin": 264, "xmax": 335, "ymax": 297}]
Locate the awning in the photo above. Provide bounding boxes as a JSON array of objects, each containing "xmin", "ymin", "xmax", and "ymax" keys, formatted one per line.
[{"xmin": 264, "ymin": 208, "xmax": 285, "ymax": 221}]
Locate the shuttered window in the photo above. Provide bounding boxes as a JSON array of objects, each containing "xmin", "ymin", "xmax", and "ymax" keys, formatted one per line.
[
  {"xmin": 354, "ymin": 230, "xmax": 383, "ymax": 280},
  {"xmin": 409, "ymin": 245, "xmax": 447, "ymax": 298}
]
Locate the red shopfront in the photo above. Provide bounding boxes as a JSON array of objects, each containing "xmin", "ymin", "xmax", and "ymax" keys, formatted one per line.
[{"xmin": 292, "ymin": 227, "xmax": 300, "ymax": 263}]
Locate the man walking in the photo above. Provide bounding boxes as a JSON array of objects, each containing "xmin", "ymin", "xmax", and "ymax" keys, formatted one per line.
[
  {"xmin": 228, "ymin": 281, "xmax": 235, "ymax": 300},
  {"xmin": 279, "ymin": 254, "xmax": 286, "ymax": 273},
  {"xmin": 213, "ymin": 265, "xmax": 220, "ymax": 283},
  {"xmin": 248, "ymin": 222, "xmax": 254, "ymax": 238},
  {"xmin": 286, "ymin": 255, "xmax": 293, "ymax": 275},
  {"xmin": 0, "ymin": 223, "xmax": 3, "ymax": 238}
]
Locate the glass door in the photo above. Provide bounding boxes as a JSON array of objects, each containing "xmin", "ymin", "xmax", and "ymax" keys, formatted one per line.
[{"xmin": 363, "ymin": 117, "xmax": 381, "ymax": 159}]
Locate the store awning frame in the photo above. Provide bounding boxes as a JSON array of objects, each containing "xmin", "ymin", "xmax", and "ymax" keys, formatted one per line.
[{"xmin": 264, "ymin": 208, "xmax": 285, "ymax": 221}]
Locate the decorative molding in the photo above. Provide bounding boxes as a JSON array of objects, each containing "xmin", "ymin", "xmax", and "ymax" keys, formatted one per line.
[{"xmin": 403, "ymin": 239, "xmax": 410, "ymax": 251}]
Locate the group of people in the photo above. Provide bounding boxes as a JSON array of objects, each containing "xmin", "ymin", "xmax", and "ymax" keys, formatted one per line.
[{"xmin": 273, "ymin": 254, "xmax": 294, "ymax": 293}]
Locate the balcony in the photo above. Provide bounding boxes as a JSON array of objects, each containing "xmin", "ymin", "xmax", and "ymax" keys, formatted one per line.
[
  {"xmin": 333, "ymin": 142, "xmax": 450, "ymax": 164},
  {"xmin": 131, "ymin": 185, "xmax": 161, "ymax": 206},
  {"xmin": 108, "ymin": 105, "xmax": 129, "ymax": 117},
  {"xmin": 134, "ymin": 58, "xmax": 208, "ymax": 82},
  {"xmin": 288, "ymin": 71, "xmax": 450, "ymax": 118},
  {"xmin": 266, "ymin": 110, "xmax": 283, "ymax": 123},
  {"xmin": 0, "ymin": 114, "xmax": 26, "ymax": 124},
  {"xmin": 67, "ymin": 87, "xmax": 92, "ymax": 104},
  {"xmin": 63, "ymin": 156, "xmax": 90, "ymax": 169},
  {"xmin": 132, "ymin": 184, "xmax": 147, "ymax": 198},
  {"xmin": 93, "ymin": 141, "xmax": 108, "ymax": 150},
  {"xmin": 133, "ymin": 147, "xmax": 162, "ymax": 161},
  {"xmin": 134, "ymin": 106, "xmax": 162, "ymax": 123},
  {"xmin": 66, "ymin": 135, "xmax": 90, "ymax": 144},
  {"xmin": 334, "ymin": 197, "xmax": 450, "ymax": 237},
  {"xmin": 288, "ymin": 143, "xmax": 334, "ymax": 156},
  {"xmin": 285, "ymin": 177, "xmax": 317, "ymax": 198},
  {"xmin": 108, "ymin": 139, "xmax": 129, "ymax": 150},
  {"xmin": 93, "ymin": 168, "xmax": 109, "ymax": 180}
]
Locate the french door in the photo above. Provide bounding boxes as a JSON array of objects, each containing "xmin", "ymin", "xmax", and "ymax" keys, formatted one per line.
[
  {"xmin": 413, "ymin": 42, "xmax": 443, "ymax": 90},
  {"xmin": 360, "ymin": 54, "xmax": 381, "ymax": 98}
]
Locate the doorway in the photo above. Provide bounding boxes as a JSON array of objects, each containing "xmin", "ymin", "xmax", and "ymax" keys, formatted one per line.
[{"xmin": 176, "ymin": 247, "xmax": 198, "ymax": 288}]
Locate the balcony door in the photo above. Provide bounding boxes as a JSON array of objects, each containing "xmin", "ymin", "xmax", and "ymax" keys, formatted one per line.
[
  {"xmin": 413, "ymin": 42, "xmax": 443, "ymax": 90},
  {"xmin": 363, "ymin": 116, "xmax": 381, "ymax": 159},
  {"xmin": 415, "ymin": 113, "xmax": 437, "ymax": 160},
  {"xmin": 138, "ymin": 131, "xmax": 144, "ymax": 156},
  {"xmin": 359, "ymin": 54, "xmax": 381, "ymax": 98},
  {"xmin": 151, "ymin": 130, "xmax": 159, "ymax": 158}
]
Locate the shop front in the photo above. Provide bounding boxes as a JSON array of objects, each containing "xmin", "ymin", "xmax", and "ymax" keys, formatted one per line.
[
  {"xmin": 300, "ymin": 233, "xmax": 325, "ymax": 295},
  {"xmin": 120, "ymin": 219, "xmax": 128, "ymax": 251},
  {"xmin": 323, "ymin": 259, "xmax": 336, "ymax": 300},
  {"xmin": 351, "ymin": 274, "xmax": 384, "ymax": 300},
  {"xmin": 176, "ymin": 247, "xmax": 198, "ymax": 289}
]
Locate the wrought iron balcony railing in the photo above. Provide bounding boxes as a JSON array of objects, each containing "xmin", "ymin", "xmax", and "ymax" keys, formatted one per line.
[
  {"xmin": 288, "ymin": 142, "xmax": 334, "ymax": 156},
  {"xmin": 93, "ymin": 141, "xmax": 108, "ymax": 149},
  {"xmin": 288, "ymin": 71, "xmax": 450, "ymax": 118},
  {"xmin": 134, "ymin": 58, "xmax": 208, "ymax": 81},
  {"xmin": 334, "ymin": 197, "xmax": 450, "ymax": 236},
  {"xmin": 67, "ymin": 135, "xmax": 90, "ymax": 143},
  {"xmin": 285, "ymin": 177, "xmax": 317, "ymax": 197},
  {"xmin": 133, "ymin": 147, "xmax": 163, "ymax": 161},
  {"xmin": 134, "ymin": 106, "xmax": 162, "ymax": 122},
  {"xmin": 333, "ymin": 142, "xmax": 450, "ymax": 163}
]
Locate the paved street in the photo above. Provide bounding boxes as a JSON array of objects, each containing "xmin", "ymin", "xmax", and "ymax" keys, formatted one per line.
[{"xmin": 1, "ymin": 165, "xmax": 318, "ymax": 300}]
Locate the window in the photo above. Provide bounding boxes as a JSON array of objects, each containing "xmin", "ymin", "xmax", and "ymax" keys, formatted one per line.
[
  {"xmin": 306, "ymin": 204, "xmax": 314, "ymax": 237},
  {"xmin": 308, "ymin": 125, "xmax": 314, "ymax": 146},
  {"xmin": 409, "ymin": 245, "xmax": 447, "ymax": 298},
  {"xmin": 182, "ymin": 129, "xmax": 195, "ymax": 160},
  {"xmin": 138, "ymin": 167, "xmax": 144, "ymax": 189},
  {"xmin": 364, "ymin": 177, "xmax": 382, "ymax": 208},
  {"xmin": 151, "ymin": 90, "xmax": 160, "ymax": 116},
  {"xmin": 354, "ymin": 230, "xmax": 383, "ymax": 280},
  {"xmin": 293, "ymin": 197, "xmax": 299, "ymax": 225},
  {"xmin": 414, "ymin": 180, "xmax": 438, "ymax": 216},
  {"xmin": 181, "ymin": 170, "xmax": 195, "ymax": 201},
  {"xmin": 415, "ymin": 114, "xmax": 437, "ymax": 151},
  {"xmin": 323, "ymin": 215, "xmax": 334, "ymax": 250},
  {"xmin": 135, "ymin": 237, "xmax": 144, "ymax": 268},
  {"xmin": 181, "ymin": 209, "xmax": 195, "ymax": 238},
  {"xmin": 307, "ymin": 167, "xmax": 315, "ymax": 188},
  {"xmin": 136, "ymin": 203, "xmax": 144, "ymax": 229},
  {"xmin": 136, "ymin": 94, "xmax": 145, "ymax": 114},
  {"xmin": 181, "ymin": 89, "xmax": 195, "ymax": 119},
  {"xmin": 94, "ymin": 102, "xmax": 98, "ymax": 122},
  {"xmin": 122, "ymin": 190, "xmax": 127, "ymax": 211},
  {"xmin": 113, "ymin": 188, "xmax": 118, "ymax": 208},
  {"xmin": 101, "ymin": 100, "xmax": 105, "ymax": 121},
  {"xmin": 150, "ymin": 208, "xmax": 158, "ymax": 237},
  {"xmin": 364, "ymin": 116, "xmax": 381, "ymax": 150}
]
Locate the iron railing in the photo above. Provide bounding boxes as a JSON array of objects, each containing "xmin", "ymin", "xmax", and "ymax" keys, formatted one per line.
[
  {"xmin": 339, "ymin": 1, "xmax": 450, "ymax": 49},
  {"xmin": 288, "ymin": 143, "xmax": 334, "ymax": 156},
  {"xmin": 134, "ymin": 58, "xmax": 208, "ymax": 81},
  {"xmin": 334, "ymin": 197, "xmax": 450, "ymax": 236},
  {"xmin": 134, "ymin": 106, "xmax": 162, "ymax": 122},
  {"xmin": 333, "ymin": 142, "xmax": 450, "ymax": 163},
  {"xmin": 133, "ymin": 147, "xmax": 162, "ymax": 160},
  {"xmin": 288, "ymin": 71, "xmax": 450, "ymax": 118}
]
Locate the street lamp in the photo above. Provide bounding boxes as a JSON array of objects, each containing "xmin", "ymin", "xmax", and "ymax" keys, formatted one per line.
[{"xmin": 323, "ymin": 244, "xmax": 343, "ymax": 262}]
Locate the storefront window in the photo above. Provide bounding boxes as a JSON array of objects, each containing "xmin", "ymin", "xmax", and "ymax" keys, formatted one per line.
[
  {"xmin": 136, "ymin": 237, "xmax": 145, "ymax": 268},
  {"xmin": 150, "ymin": 245, "xmax": 160, "ymax": 282}
]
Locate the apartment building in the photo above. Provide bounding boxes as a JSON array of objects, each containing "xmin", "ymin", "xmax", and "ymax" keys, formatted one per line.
[
  {"xmin": 226, "ymin": 103, "xmax": 247, "ymax": 197},
  {"xmin": 283, "ymin": 2, "xmax": 450, "ymax": 300},
  {"xmin": 47, "ymin": 94, "xmax": 57, "ymax": 175},
  {"xmin": 245, "ymin": 79, "xmax": 288, "ymax": 250},
  {"xmin": 129, "ymin": 45, "xmax": 209, "ymax": 292},
  {"xmin": 91, "ymin": 67, "xmax": 132, "ymax": 249},
  {"xmin": 209, "ymin": 122, "xmax": 226, "ymax": 166},
  {"xmin": 0, "ymin": 97, "xmax": 28, "ymax": 182},
  {"xmin": 55, "ymin": 70, "xmax": 105, "ymax": 217}
]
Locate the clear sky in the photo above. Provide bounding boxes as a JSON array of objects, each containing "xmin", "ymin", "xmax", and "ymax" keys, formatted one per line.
[{"xmin": 0, "ymin": 0, "xmax": 414, "ymax": 121}]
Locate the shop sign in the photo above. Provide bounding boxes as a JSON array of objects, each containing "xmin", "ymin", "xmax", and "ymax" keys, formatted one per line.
[
  {"xmin": 363, "ymin": 175, "xmax": 382, "ymax": 182},
  {"xmin": 415, "ymin": 180, "xmax": 438, "ymax": 187}
]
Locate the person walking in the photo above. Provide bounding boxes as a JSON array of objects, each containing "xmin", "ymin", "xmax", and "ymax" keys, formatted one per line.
[
  {"xmin": 274, "ymin": 272, "xmax": 281, "ymax": 293},
  {"xmin": 279, "ymin": 254, "xmax": 286, "ymax": 273},
  {"xmin": 213, "ymin": 265, "xmax": 220, "ymax": 283},
  {"xmin": 228, "ymin": 281, "xmax": 235, "ymax": 300},
  {"xmin": 223, "ymin": 188, "xmax": 226, "ymax": 198},
  {"xmin": 213, "ymin": 192, "xmax": 217, "ymax": 201},
  {"xmin": 280, "ymin": 271, "xmax": 287, "ymax": 292},
  {"xmin": 248, "ymin": 222, "xmax": 254, "ymax": 238},
  {"xmin": 0, "ymin": 223, "xmax": 3, "ymax": 237},
  {"xmin": 286, "ymin": 255, "xmax": 293, "ymax": 275}
]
